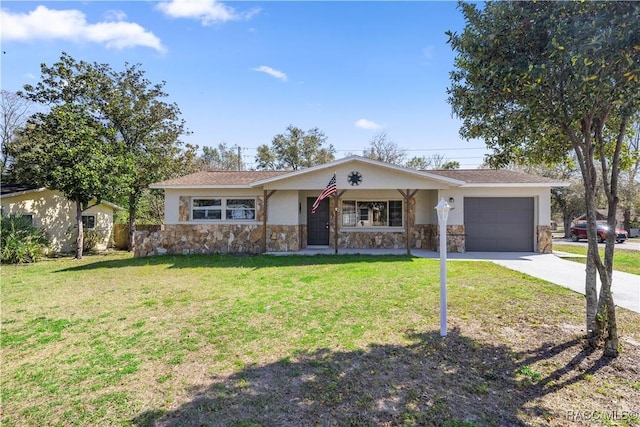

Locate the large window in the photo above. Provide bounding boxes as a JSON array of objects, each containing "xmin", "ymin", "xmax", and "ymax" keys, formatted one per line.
[
  {"xmin": 342, "ymin": 200, "xmax": 403, "ymax": 227},
  {"xmin": 192, "ymin": 198, "xmax": 255, "ymax": 221}
]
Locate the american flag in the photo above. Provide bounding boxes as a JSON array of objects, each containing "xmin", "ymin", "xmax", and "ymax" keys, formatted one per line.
[{"xmin": 311, "ymin": 173, "xmax": 337, "ymax": 214}]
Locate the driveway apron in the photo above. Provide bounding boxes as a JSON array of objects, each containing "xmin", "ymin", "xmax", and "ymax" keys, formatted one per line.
[{"xmin": 434, "ymin": 251, "xmax": 639, "ymax": 314}]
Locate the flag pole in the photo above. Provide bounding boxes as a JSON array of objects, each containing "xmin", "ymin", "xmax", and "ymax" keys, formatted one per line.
[{"xmin": 334, "ymin": 191, "xmax": 339, "ymax": 254}]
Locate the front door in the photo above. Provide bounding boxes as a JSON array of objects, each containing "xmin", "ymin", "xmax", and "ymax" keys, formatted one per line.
[{"xmin": 307, "ymin": 197, "xmax": 330, "ymax": 245}]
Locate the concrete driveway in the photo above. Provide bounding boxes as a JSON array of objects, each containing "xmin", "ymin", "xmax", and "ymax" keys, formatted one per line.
[{"xmin": 417, "ymin": 250, "xmax": 640, "ymax": 314}]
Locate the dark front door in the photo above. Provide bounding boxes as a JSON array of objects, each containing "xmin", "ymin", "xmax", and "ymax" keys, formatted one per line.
[{"xmin": 307, "ymin": 197, "xmax": 330, "ymax": 245}]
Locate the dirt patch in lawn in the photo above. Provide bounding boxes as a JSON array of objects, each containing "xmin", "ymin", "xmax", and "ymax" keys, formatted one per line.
[{"xmin": 136, "ymin": 314, "xmax": 640, "ymax": 427}]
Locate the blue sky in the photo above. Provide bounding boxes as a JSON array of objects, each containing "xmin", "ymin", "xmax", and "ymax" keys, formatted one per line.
[{"xmin": 1, "ymin": 0, "xmax": 489, "ymax": 168}]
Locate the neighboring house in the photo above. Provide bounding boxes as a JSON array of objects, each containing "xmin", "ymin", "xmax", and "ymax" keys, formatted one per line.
[
  {"xmin": 573, "ymin": 209, "xmax": 626, "ymax": 226},
  {"xmin": 138, "ymin": 156, "xmax": 567, "ymax": 257},
  {"xmin": 0, "ymin": 185, "xmax": 121, "ymax": 253}
]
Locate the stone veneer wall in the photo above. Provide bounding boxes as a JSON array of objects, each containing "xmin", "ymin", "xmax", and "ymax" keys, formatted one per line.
[
  {"xmin": 336, "ymin": 230, "xmax": 407, "ymax": 250},
  {"xmin": 134, "ymin": 223, "xmax": 302, "ymax": 257},
  {"xmin": 426, "ymin": 224, "xmax": 466, "ymax": 253},
  {"xmin": 537, "ymin": 225, "xmax": 553, "ymax": 253},
  {"xmin": 266, "ymin": 225, "xmax": 301, "ymax": 252}
]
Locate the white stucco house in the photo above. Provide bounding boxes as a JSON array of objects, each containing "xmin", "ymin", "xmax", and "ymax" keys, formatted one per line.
[
  {"xmin": 137, "ymin": 156, "xmax": 566, "ymax": 257},
  {"xmin": 0, "ymin": 185, "xmax": 121, "ymax": 253}
]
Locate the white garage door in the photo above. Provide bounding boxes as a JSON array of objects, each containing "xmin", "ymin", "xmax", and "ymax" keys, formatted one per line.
[{"xmin": 464, "ymin": 197, "xmax": 534, "ymax": 252}]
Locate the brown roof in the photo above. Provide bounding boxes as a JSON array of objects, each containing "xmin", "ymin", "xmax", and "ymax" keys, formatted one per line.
[
  {"xmin": 426, "ymin": 169, "xmax": 563, "ymax": 184},
  {"xmin": 151, "ymin": 166, "xmax": 564, "ymax": 188},
  {"xmin": 152, "ymin": 170, "xmax": 290, "ymax": 187},
  {"xmin": 0, "ymin": 184, "xmax": 41, "ymax": 196}
]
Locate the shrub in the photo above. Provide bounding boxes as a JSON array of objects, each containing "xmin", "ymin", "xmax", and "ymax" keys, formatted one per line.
[
  {"xmin": 0, "ymin": 214, "xmax": 50, "ymax": 264},
  {"xmin": 65, "ymin": 227, "xmax": 108, "ymax": 253}
]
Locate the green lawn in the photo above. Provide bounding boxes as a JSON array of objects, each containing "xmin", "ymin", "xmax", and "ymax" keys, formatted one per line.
[
  {"xmin": 553, "ymin": 243, "xmax": 640, "ymax": 275},
  {"xmin": 2, "ymin": 252, "xmax": 639, "ymax": 426}
]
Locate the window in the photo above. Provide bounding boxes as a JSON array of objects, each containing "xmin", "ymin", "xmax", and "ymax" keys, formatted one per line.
[
  {"xmin": 21, "ymin": 214, "xmax": 34, "ymax": 225},
  {"xmin": 192, "ymin": 199, "xmax": 222, "ymax": 220},
  {"xmin": 225, "ymin": 199, "xmax": 255, "ymax": 220},
  {"xmin": 82, "ymin": 215, "xmax": 96, "ymax": 229},
  {"xmin": 341, "ymin": 200, "xmax": 403, "ymax": 227},
  {"xmin": 191, "ymin": 198, "xmax": 255, "ymax": 221},
  {"xmin": 389, "ymin": 200, "xmax": 403, "ymax": 227}
]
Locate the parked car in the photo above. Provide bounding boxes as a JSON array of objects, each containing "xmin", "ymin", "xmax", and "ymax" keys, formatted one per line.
[{"xmin": 569, "ymin": 223, "xmax": 628, "ymax": 243}]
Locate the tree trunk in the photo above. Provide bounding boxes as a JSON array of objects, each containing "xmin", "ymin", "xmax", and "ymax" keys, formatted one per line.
[
  {"xmin": 563, "ymin": 215, "xmax": 572, "ymax": 239},
  {"xmin": 75, "ymin": 196, "xmax": 84, "ymax": 260},
  {"xmin": 583, "ymin": 185, "xmax": 599, "ymax": 341},
  {"xmin": 623, "ymin": 209, "xmax": 631, "ymax": 234},
  {"xmin": 596, "ymin": 264, "xmax": 619, "ymax": 356},
  {"xmin": 594, "ymin": 189, "xmax": 621, "ymax": 356},
  {"xmin": 585, "ymin": 236, "xmax": 598, "ymax": 340},
  {"xmin": 127, "ymin": 193, "xmax": 137, "ymax": 252}
]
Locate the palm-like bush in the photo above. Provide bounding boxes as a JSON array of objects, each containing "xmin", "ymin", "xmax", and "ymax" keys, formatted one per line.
[{"xmin": 0, "ymin": 214, "xmax": 49, "ymax": 263}]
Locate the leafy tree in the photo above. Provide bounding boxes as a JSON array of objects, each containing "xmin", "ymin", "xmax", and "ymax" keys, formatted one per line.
[
  {"xmin": 447, "ymin": 1, "xmax": 640, "ymax": 356},
  {"xmin": 199, "ymin": 143, "xmax": 243, "ymax": 171},
  {"xmin": 93, "ymin": 61, "xmax": 193, "ymax": 251},
  {"xmin": 256, "ymin": 125, "xmax": 335, "ymax": 170},
  {"xmin": 405, "ymin": 154, "xmax": 460, "ymax": 170},
  {"xmin": 115, "ymin": 189, "xmax": 165, "ymax": 226},
  {"xmin": 405, "ymin": 156, "xmax": 432, "ymax": 170},
  {"xmin": 20, "ymin": 53, "xmax": 194, "ymax": 252},
  {"xmin": 511, "ymin": 161, "xmax": 588, "ymax": 236},
  {"xmin": 11, "ymin": 104, "xmax": 121, "ymax": 259},
  {"xmin": 1, "ymin": 90, "xmax": 33, "ymax": 176},
  {"xmin": 619, "ymin": 116, "xmax": 640, "ymax": 231},
  {"xmin": 441, "ymin": 160, "xmax": 461, "ymax": 170},
  {"xmin": 363, "ymin": 132, "xmax": 406, "ymax": 165}
]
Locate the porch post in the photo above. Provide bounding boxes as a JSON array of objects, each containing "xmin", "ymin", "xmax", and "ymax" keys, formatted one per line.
[
  {"xmin": 333, "ymin": 190, "xmax": 346, "ymax": 254},
  {"xmin": 398, "ymin": 189, "xmax": 417, "ymax": 256}
]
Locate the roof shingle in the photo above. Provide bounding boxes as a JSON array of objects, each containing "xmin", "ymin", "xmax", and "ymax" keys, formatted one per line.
[
  {"xmin": 426, "ymin": 169, "xmax": 562, "ymax": 184},
  {"xmin": 151, "ymin": 167, "xmax": 565, "ymax": 187},
  {"xmin": 151, "ymin": 170, "xmax": 290, "ymax": 187}
]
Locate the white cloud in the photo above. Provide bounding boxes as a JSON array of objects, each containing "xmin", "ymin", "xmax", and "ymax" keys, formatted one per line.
[
  {"xmin": 156, "ymin": 0, "xmax": 259, "ymax": 25},
  {"xmin": 0, "ymin": 6, "xmax": 165, "ymax": 52},
  {"xmin": 355, "ymin": 119, "xmax": 382, "ymax": 130},
  {"xmin": 253, "ymin": 66, "xmax": 288, "ymax": 82},
  {"xmin": 104, "ymin": 10, "xmax": 127, "ymax": 22}
]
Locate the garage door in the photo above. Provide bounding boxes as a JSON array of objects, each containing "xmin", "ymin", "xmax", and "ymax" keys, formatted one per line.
[{"xmin": 464, "ymin": 197, "xmax": 534, "ymax": 252}]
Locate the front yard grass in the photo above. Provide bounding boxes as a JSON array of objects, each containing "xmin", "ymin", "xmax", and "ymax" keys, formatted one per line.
[
  {"xmin": 553, "ymin": 243, "xmax": 640, "ymax": 275},
  {"xmin": 2, "ymin": 252, "xmax": 639, "ymax": 426}
]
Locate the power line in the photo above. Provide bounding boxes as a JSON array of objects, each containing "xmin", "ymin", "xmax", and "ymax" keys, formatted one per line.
[{"xmin": 240, "ymin": 146, "xmax": 488, "ymax": 152}]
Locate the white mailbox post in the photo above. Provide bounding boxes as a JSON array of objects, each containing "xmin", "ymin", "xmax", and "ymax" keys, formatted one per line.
[{"xmin": 435, "ymin": 198, "xmax": 451, "ymax": 337}]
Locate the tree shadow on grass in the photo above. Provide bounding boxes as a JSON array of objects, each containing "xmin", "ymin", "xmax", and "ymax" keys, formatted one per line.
[
  {"xmin": 132, "ymin": 328, "xmax": 615, "ymax": 427},
  {"xmin": 56, "ymin": 253, "xmax": 423, "ymax": 273}
]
